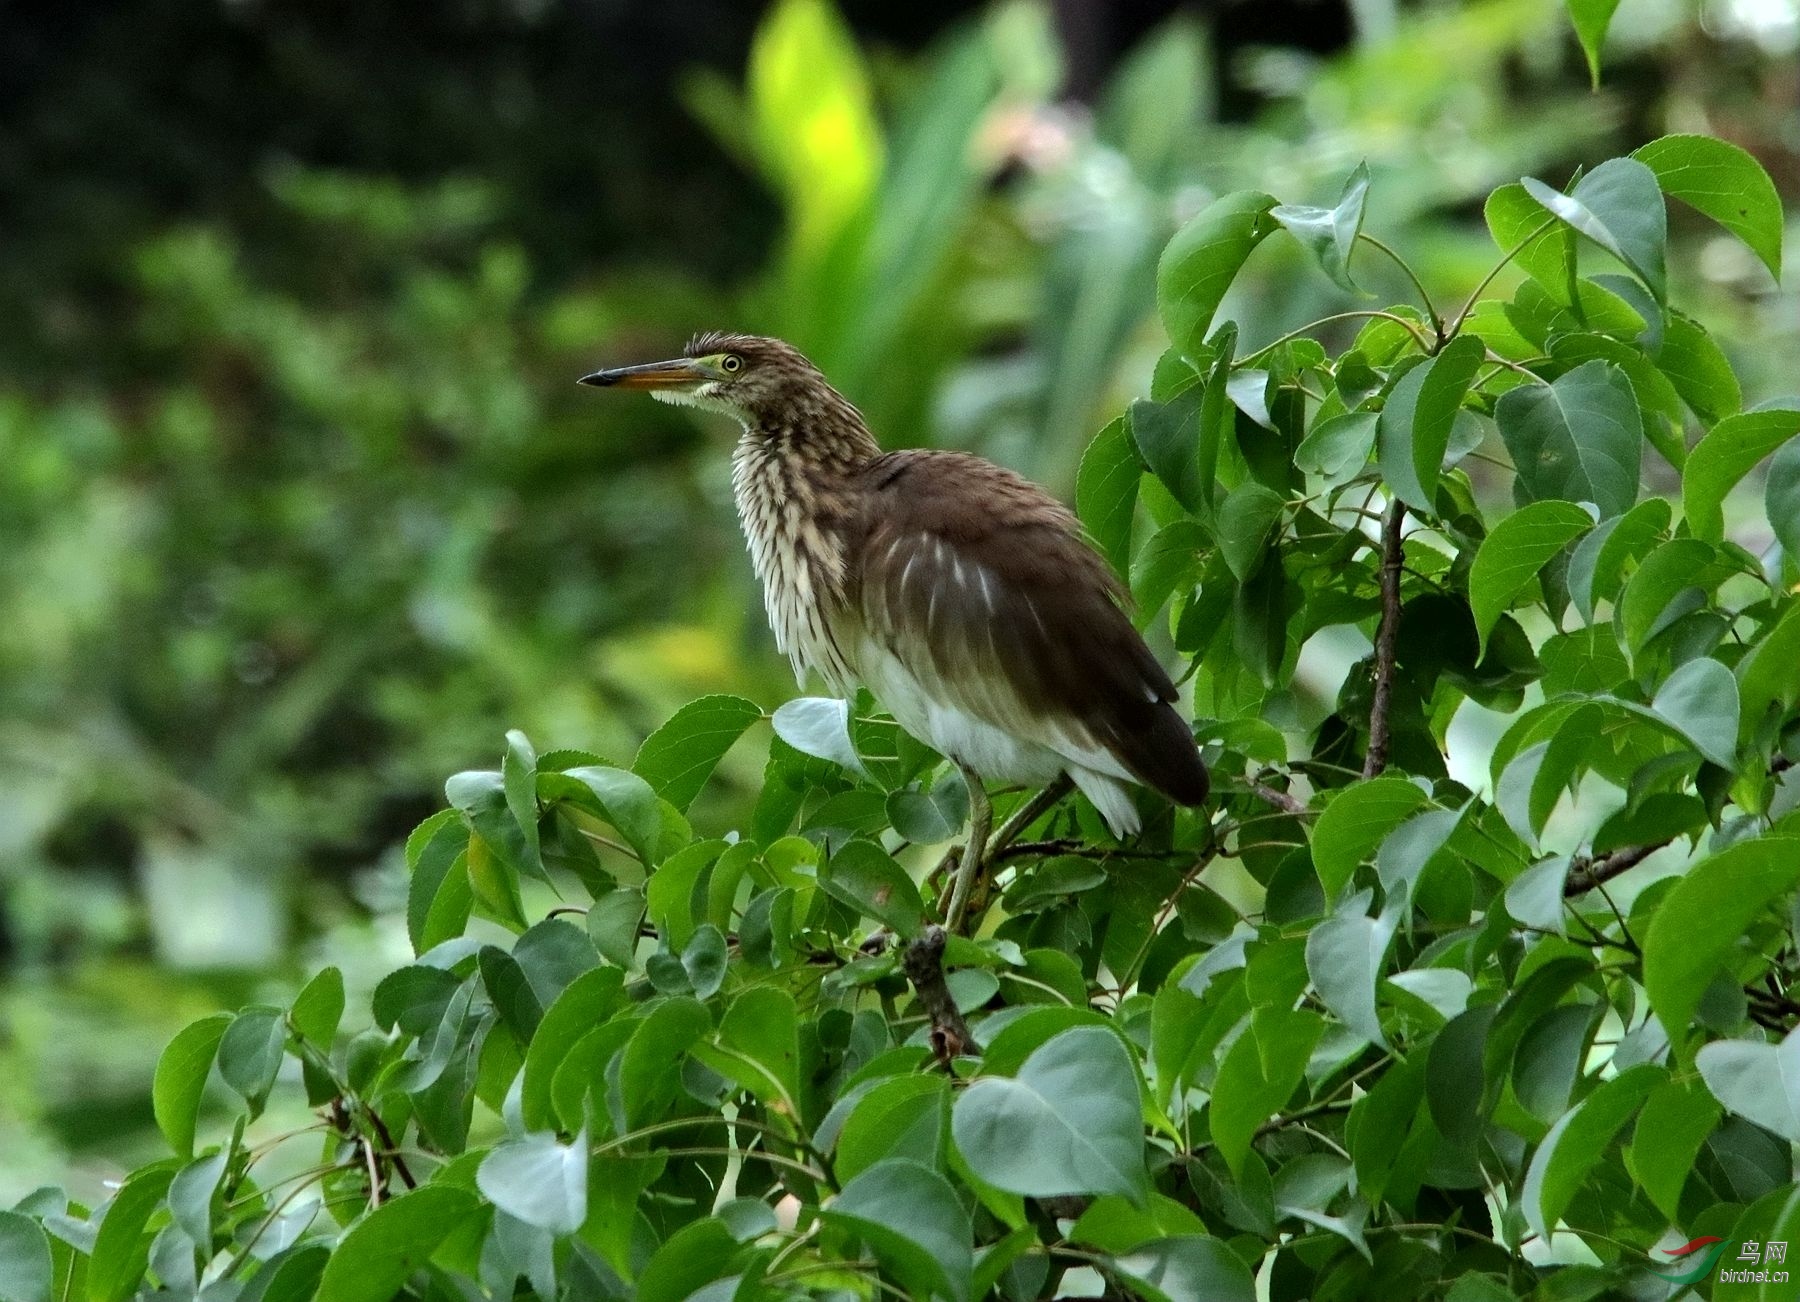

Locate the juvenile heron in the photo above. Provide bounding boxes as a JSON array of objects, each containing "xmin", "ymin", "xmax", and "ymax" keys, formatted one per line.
[{"xmin": 581, "ymin": 333, "xmax": 1208, "ymax": 927}]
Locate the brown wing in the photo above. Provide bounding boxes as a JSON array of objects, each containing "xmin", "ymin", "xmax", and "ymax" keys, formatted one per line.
[{"xmin": 845, "ymin": 450, "xmax": 1208, "ymax": 806}]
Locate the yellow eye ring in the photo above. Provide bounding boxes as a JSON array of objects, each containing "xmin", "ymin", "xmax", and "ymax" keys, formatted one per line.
[{"xmin": 721, "ymin": 354, "xmax": 743, "ymax": 373}]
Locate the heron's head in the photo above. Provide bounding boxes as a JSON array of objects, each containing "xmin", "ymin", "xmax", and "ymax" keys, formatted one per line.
[{"xmin": 579, "ymin": 332, "xmax": 827, "ymax": 426}]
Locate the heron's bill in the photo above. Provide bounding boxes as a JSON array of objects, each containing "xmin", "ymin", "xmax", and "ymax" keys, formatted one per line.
[{"xmin": 578, "ymin": 358, "xmax": 707, "ymax": 389}]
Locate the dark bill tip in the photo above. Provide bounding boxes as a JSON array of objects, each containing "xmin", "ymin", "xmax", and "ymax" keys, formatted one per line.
[{"xmin": 576, "ymin": 357, "xmax": 704, "ymax": 391}]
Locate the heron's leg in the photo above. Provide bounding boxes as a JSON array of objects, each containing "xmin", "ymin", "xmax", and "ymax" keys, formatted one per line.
[{"xmin": 942, "ymin": 760, "xmax": 992, "ymax": 934}]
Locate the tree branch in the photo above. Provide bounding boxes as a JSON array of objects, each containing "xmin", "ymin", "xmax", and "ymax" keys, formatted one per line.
[
  {"xmin": 902, "ymin": 925, "xmax": 973, "ymax": 1066},
  {"xmin": 1364, "ymin": 502, "xmax": 1405, "ymax": 779},
  {"xmin": 1562, "ymin": 843, "xmax": 1659, "ymax": 897}
]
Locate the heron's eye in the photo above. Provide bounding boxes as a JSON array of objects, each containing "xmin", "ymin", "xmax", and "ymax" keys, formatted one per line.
[{"xmin": 721, "ymin": 354, "xmax": 743, "ymax": 374}]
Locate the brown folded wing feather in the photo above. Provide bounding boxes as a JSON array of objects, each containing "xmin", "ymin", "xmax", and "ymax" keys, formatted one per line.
[{"xmin": 845, "ymin": 450, "xmax": 1209, "ymax": 806}]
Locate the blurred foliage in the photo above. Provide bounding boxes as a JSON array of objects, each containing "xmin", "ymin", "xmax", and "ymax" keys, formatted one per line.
[{"xmin": 2, "ymin": 0, "xmax": 1798, "ymax": 1207}]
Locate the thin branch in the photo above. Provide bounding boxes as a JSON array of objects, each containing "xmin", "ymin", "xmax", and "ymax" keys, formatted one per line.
[
  {"xmin": 1444, "ymin": 215, "xmax": 1559, "ymax": 339},
  {"xmin": 1249, "ymin": 781, "xmax": 1309, "ymax": 816},
  {"xmin": 1357, "ymin": 232, "xmax": 1444, "ymax": 340},
  {"xmin": 903, "ymin": 925, "xmax": 974, "ymax": 1066},
  {"xmin": 1563, "ymin": 843, "xmax": 1659, "ymax": 897},
  {"xmin": 1364, "ymin": 501, "xmax": 1405, "ymax": 779},
  {"xmin": 987, "ymin": 775, "xmax": 1073, "ymax": 861}
]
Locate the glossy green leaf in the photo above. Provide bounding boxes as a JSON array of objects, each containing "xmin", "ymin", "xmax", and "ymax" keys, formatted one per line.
[
  {"xmin": 217, "ymin": 1006, "xmax": 285, "ymax": 1114},
  {"xmin": 1469, "ymin": 501, "xmax": 1592, "ymax": 660},
  {"xmin": 1682, "ymin": 409, "xmax": 1800, "ymax": 541},
  {"xmin": 770, "ymin": 696, "xmax": 866, "ymax": 778},
  {"xmin": 1305, "ymin": 899, "xmax": 1396, "ymax": 1048},
  {"xmin": 1310, "ymin": 776, "xmax": 1431, "ymax": 903},
  {"xmin": 1650, "ymin": 656, "xmax": 1739, "ymax": 769},
  {"xmin": 1271, "ymin": 162, "xmax": 1370, "ymax": 293},
  {"xmin": 1295, "ymin": 411, "xmax": 1377, "ymax": 484},
  {"xmin": 820, "ymin": 839, "xmax": 926, "ymax": 937},
  {"xmin": 1696, "ymin": 1028, "xmax": 1800, "ymax": 1142},
  {"xmin": 632, "ymin": 694, "xmax": 763, "ymax": 813},
  {"xmin": 886, "ymin": 774, "xmax": 969, "ymax": 845},
  {"xmin": 1766, "ymin": 436, "xmax": 1800, "ymax": 561},
  {"xmin": 478, "ymin": 1130, "xmax": 589, "ymax": 1235},
  {"xmin": 1375, "ymin": 336, "xmax": 1484, "ymax": 511},
  {"xmin": 1523, "ymin": 159, "xmax": 1666, "ymax": 299},
  {"xmin": 290, "ymin": 966, "xmax": 344, "ymax": 1050},
  {"xmin": 1130, "ymin": 391, "xmax": 1205, "ymax": 514},
  {"xmin": 1565, "ymin": 0, "xmax": 1622, "ymax": 85},
  {"xmin": 1644, "ymin": 837, "xmax": 1800, "ymax": 1036},
  {"xmin": 1485, "ymin": 182, "xmax": 1575, "ymax": 301},
  {"xmin": 152, "ymin": 1014, "xmax": 230, "ymax": 1158},
  {"xmin": 1521, "ymin": 1064, "xmax": 1661, "ymax": 1243},
  {"xmin": 1076, "ymin": 416, "xmax": 1141, "ymax": 574},
  {"xmin": 521, "ymin": 967, "xmax": 626, "ymax": 1130},
  {"xmin": 823, "ymin": 1159, "xmax": 973, "ymax": 1302},
  {"xmin": 952, "ymin": 1026, "xmax": 1148, "ymax": 1203},
  {"xmin": 1627, "ymin": 1077, "xmax": 1721, "ymax": 1221},
  {"xmin": 1209, "ymin": 1007, "xmax": 1324, "ymax": 1178},
  {"xmin": 313, "ymin": 1187, "xmax": 480, "ymax": 1302},
  {"xmin": 1658, "ymin": 311, "xmax": 1741, "ymax": 425},
  {"xmin": 1156, "ymin": 190, "xmax": 1277, "ymax": 359},
  {"xmin": 0, "ymin": 1212, "xmax": 53, "ymax": 1302},
  {"xmin": 1566, "ymin": 497, "xmax": 1669, "ymax": 621},
  {"xmin": 1216, "ymin": 481, "xmax": 1285, "ymax": 582},
  {"xmin": 1111, "ymin": 1236, "xmax": 1256, "ymax": 1302},
  {"xmin": 1496, "ymin": 361, "xmax": 1642, "ymax": 518},
  {"xmin": 1634, "ymin": 133, "xmax": 1784, "ymax": 279},
  {"xmin": 88, "ymin": 1164, "xmax": 177, "ymax": 1302}
]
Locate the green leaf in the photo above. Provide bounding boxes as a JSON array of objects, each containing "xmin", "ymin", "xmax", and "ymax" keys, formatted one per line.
[
  {"xmin": 770, "ymin": 696, "xmax": 866, "ymax": 778},
  {"xmin": 1644, "ymin": 837, "xmax": 1800, "ymax": 1037},
  {"xmin": 552, "ymin": 765, "xmax": 665, "ymax": 863},
  {"xmin": 1739, "ymin": 602, "xmax": 1800, "ymax": 743},
  {"xmin": 681, "ymin": 923, "xmax": 729, "ymax": 1000},
  {"xmin": 1615, "ymin": 537, "xmax": 1715, "ymax": 658},
  {"xmin": 1567, "ymin": 497, "xmax": 1669, "ymax": 621},
  {"xmin": 1375, "ymin": 337, "xmax": 1484, "ymax": 511},
  {"xmin": 1521, "ymin": 1064, "xmax": 1661, "ymax": 1243},
  {"xmin": 521, "ymin": 967, "xmax": 626, "ymax": 1130},
  {"xmin": 619, "ymin": 997, "xmax": 711, "ymax": 1127},
  {"xmin": 1295, "ymin": 411, "xmax": 1378, "ymax": 484},
  {"xmin": 1565, "ymin": 0, "xmax": 1622, "ymax": 86},
  {"xmin": 1305, "ymin": 899, "xmax": 1396, "ymax": 1048},
  {"xmin": 166, "ymin": 1151, "xmax": 226, "ymax": 1250},
  {"xmin": 1767, "ymin": 436, "xmax": 1800, "ymax": 561},
  {"xmin": 1111, "ymin": 1236, "xmax": 1256, "ymax": 1302},
  {"xmin": 313, "ymin": 1187, "xmax": 480, "ymax": 1302},
  {"xmin": 152, "ymin": 1013, "xmax": 230, "ymax": 1158},
  {"xmin": 1216, "ymin": 482, "xmax": 1285, "ymax": 582},
  {"xmin": 587, "ymin": 888, "xmax": 645, "ymax": 970},
  {"xmin": 820, "ymin": 839, "xmax": 927, "ymax": 938},
  {"xmin": 1130, "ymin": 391, "xmax": 1205, "ymax": 514},
  {"xmin": 952, "ymin": 1025, "xmax": 1148, "ymax": 1204},
  {"xmin": 1485, "ymin": 182, "xmax": 1575, "ymax": 301},
  {"xmin": 1271, "ymin": 162, "xmax": 1371, "ymax": 293},
  {"xmin": 1523, "ymin": 159, "xmax": 1667, "ymax": 300},
  {"xmin": 1650, "ymin": 657, "xmax": 1740, "ymax": 769},
  {"xmin": 1696, "ymin": 1027, "xmax": 1800, "ymax": 1142},
  {"xmin": 1658, "ymin": 311, "xmax": 1742, "ymax": 425},
  {"xmin": 406, "ymin": 812, "xmax": 470, "ymax": 955},
  {"xmin": 478, "ymin": 1130, "xmax": 589, "ymax": 1235},
  {"xmin": 87, "ymin": 1164, "xmax": 177, "ymax": 1302},
  {"xmin": 632, "ymin": 694, "xmax": 763, "ymax": 813},
  {"xmin": 1496, "ymin": 361, "xmax": 1642, "ymax": 518},
  {"xmin": 1209, "ymin": 1007, "xmax": 1324, "ymax": 1178},
  {"xmin": 1310, "ymin": 776, "xmax": 1431, "ymax": 903},
  {"xmin": 1634, "ymin": 133, "xmax": 1785, "ymax": 280},
  {"xmin": 1682, "ymin": 409, "xmax": 1800, "ymax": 541},
  {"xmin": 1076, "ymin": 416, "xmax": 1141, "ymax": 575},
  {"xmin": 823, "ymin": 1159, "xmax": 973, "ymax": 1302},
  {"xmin": 886, "ymin": 775, "xmax": 969, "ymax": 844},
  {"xmin": 712, "ymin": 986, "xmax": 802, "ymax": 1111},
  {"xmin": 217, "ymin": 1006, "xmax": 284, "ymax": 1115},
  {"xmin": 635, "ymin": 1218, "xmax": 740, "ymax": 1302},
  {"xmin": 1627, "ymin": 1077, "xmax": 1721, "ymax": 1221},
  {"xmin": 1156, "ymin": 190, "xmax": 1278, "ymax": 359},
  {"xmin": 1469, "ymin": 501, "xmax": 1592, "ymax": 661},
  {"xmin": 502, "ymin": 729, "xmax": 542, "ymax": 869},
  {"xmin": 290, "ymin": 966, "xmax": 344, "ymax": 1049},
  {"xmin": 0, "ymin": 1211, "xmax": 53, "ymax": 1302}
]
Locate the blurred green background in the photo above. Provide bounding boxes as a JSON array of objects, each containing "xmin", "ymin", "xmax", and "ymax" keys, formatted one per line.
[{"xmin": 2, "ymin": 0, "xmax": 1795, "ymax": 1201}]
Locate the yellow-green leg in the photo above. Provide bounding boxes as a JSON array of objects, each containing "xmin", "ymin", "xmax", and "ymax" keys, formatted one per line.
[{"xmin": 942, "ymin": 760, "xmax": 992, "ymax": 934}]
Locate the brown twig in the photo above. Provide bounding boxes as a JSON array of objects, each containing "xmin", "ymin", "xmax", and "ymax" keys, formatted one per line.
[
  {"xmin": 1364, "ymin": 501, "xmax": 1405, "ymax": 779},
  {"xmin": 1562, "ymin": 844, "xmax": 1659, "ymax": 897},
  {"xmin": 902, "ymin": 925, "xmax": 973, "ymax": 1067},
  {"xmin": 1250, "ymin": 781, "xmax": 1308, "ymax": 816}
]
